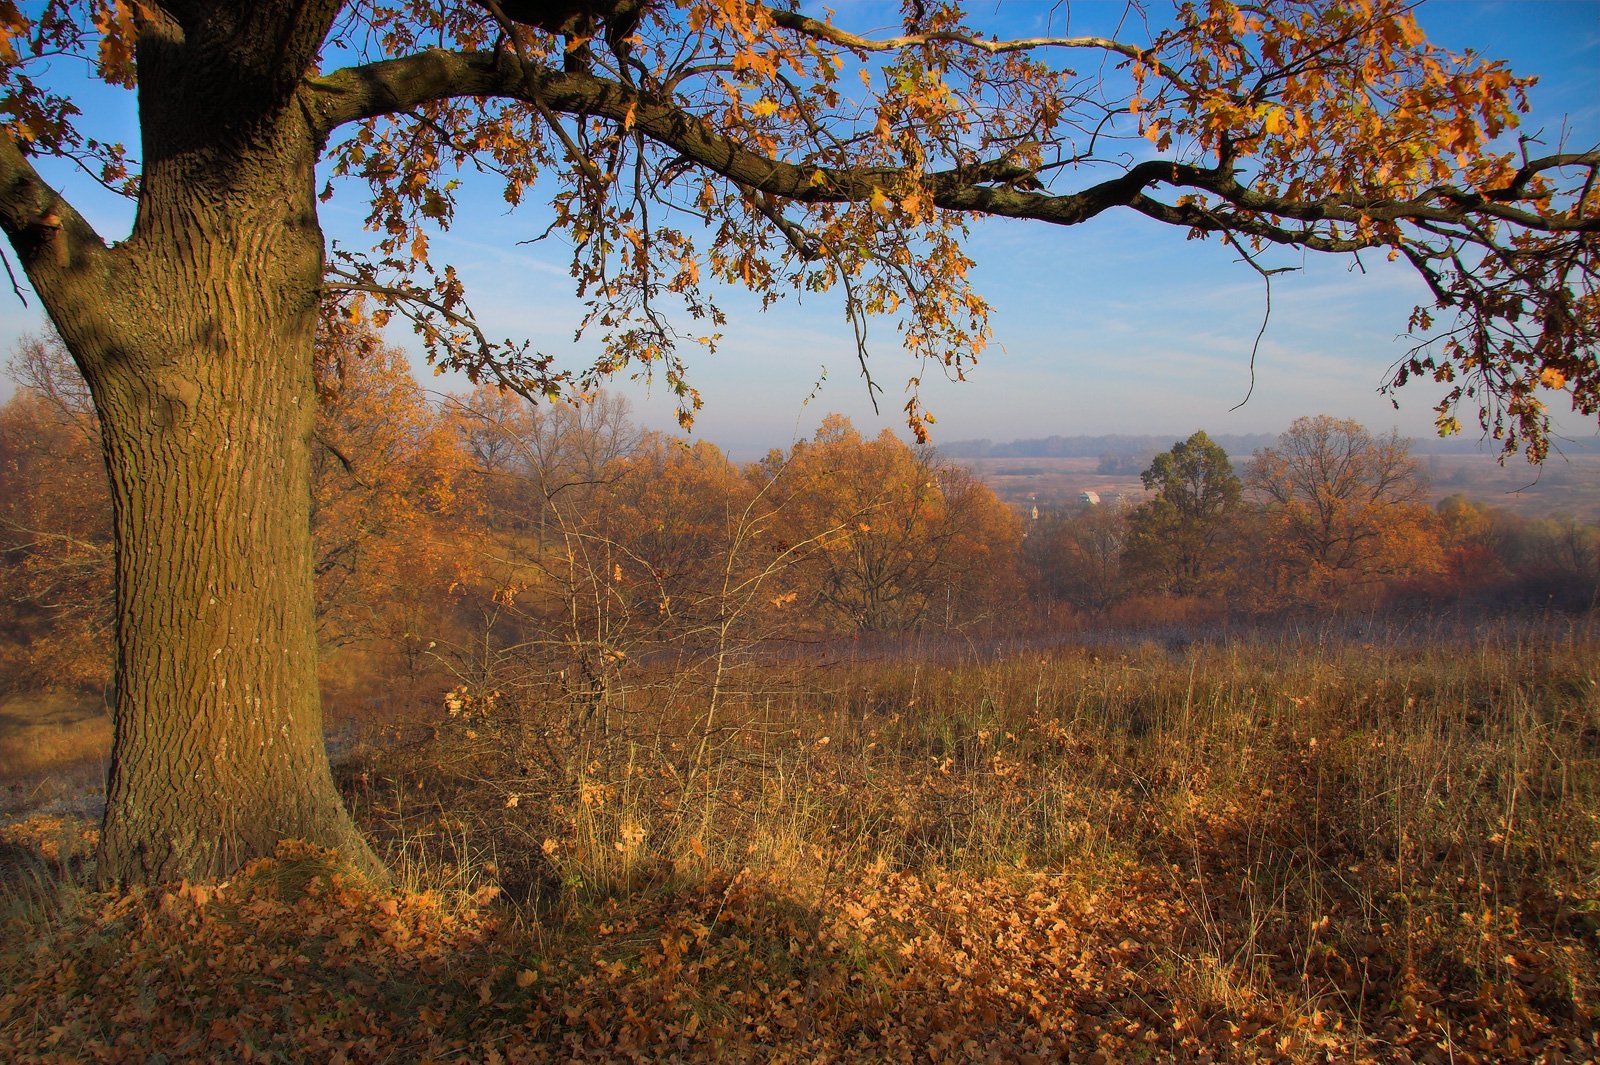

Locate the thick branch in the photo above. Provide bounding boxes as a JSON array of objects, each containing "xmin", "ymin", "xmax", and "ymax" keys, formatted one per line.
[
  {"xmin": 309, "ymin": 51, "xmax": 1598, "ymax": 250},
  {"xmin": 0, "ymin": 129, "xmax": 116, "ymax": 333},
  {"xmin": 311, "ymin": 52, "xmax": 1205, "ymax": 227},
  {"xmin": 309, "ymin": 51, "xmax": 896, "ymax": 197},
  {"xmin": 1130, "ymin": 193, "xmax": 1373, "ymax": 253}
]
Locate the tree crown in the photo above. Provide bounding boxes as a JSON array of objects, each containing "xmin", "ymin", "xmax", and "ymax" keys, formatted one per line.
[
  {"xmin": 0, "ymin": 0, "xmax": 1594, "ymax": 455},
  {"xmin": 1140, "ymin": 430, "xmax": 1241, "ymax": 517}
]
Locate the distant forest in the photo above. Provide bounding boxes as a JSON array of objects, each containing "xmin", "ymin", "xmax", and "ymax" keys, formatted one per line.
[{"xmin": 937, "ymin": 432, "xmax": 1600, "ymax": 459}]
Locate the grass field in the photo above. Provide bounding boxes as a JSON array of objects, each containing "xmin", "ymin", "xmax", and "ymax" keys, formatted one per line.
[
  {"xmin": 2, "ymin": 622, "xmax": 1597, "ymax": 1062},
  {"xmin": 0, "ymin": 691, "xmax": 108, "ymax": 820}
]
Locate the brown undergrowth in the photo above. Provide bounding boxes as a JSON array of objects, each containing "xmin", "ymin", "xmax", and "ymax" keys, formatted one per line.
[
  {"xmin": 0, "ymin": 692, "xmax": 109, "ymax": 819},
  {"xmin": 2, "ymin": 624, "xmax": 1597, "ymax": 1063}
]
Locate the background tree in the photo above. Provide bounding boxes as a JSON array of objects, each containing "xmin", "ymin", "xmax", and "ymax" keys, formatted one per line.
[
  {"xmin": 0, "ymin": 0, "xmax": 1592, "ymax": 883},
  {"xmin": 604, "ymin": 433, "xmax": 759, "ymax": 636},
  {"xmin": 1427, "ymin": 494, "xmax": 1511, "ymax": 603},
  {"xmin": 444, "ymin": 387, "xmax": 645, "ymax": 721},
  {"xmin": 774, "ymin": 416, "xmax": 1020, "ymax": 633},
  {"xmin": 452, "ymin": 386, "xmax": 640, "ymax": 541},
  {"xmin": 1480, "ymin": 506, "xmax": 1600, "ymax": 611},
  {"xmin": 1246, "ymin": 415, "xmax": 1442, "ymax": 603},
  {"xmin": 0, "ymin": 335, "xmax": 111, "ymax": 692},
  {"xmin": 1422, "ymin": 494, "xmax": 1600, "ymax": 610},
  {"xmin": 605, "ymin": 434, "xmax": 826, "ymax": 761},
  {"xmin": 925, "ymin": 461, "xmax": 1025, "ymax": 629},
  {"xmin": 1025, "ymin": 502, "xmax": 1131, "ymax": 614},
  {"xmin": 1122, "ymin": 431, "xmax": 1242, "ymax": 597},
  {"xmin": 443, "ymin": 394, "xmax": 828, "ymax": 743},
  {"xmin": 309, "ymin": 326, "xmax": 480, "ymax": 696},
  {"xmin": 0, "ymin": 329, "xmax": 482, "ymax": 694}
]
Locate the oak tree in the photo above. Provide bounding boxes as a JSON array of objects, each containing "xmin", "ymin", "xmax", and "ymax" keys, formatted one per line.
[
  {"xmin": 1245, "ymin": 414, "xmax": 1441, "ymax": 601},
  {"xmin": 1, "ymin": 0, "xmax": 1594, "ymax": 882},
  {"xmin": 774, "ymin": 415, "xmax": 1020, "ymax": 632},
  {"xmin": 1471, "ymin": 503, "xmax": 1600, "ymax": 610},
  {"xmin": 606, "ymin": 432, "xmax": 759, "ymax": 631},
  {"xmin": 309, "ymin": 325, "xmax": 478, "ymax": 692},
  {"xmin": 1426, "ymin": 493, "xmax": 1512, "ymax": 603},
  {"xmin": 1025, "ymin": 500, "xmax": 1130, "ymax": 614}
]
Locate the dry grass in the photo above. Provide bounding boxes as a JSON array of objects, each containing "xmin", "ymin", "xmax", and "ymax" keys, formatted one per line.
[
  {"xmin": 0, "ymin": 691, "xmax": 109, "ymax": 817},
  {"xmin": 3, "ymin": 621, "xmax": 1597, "ymax": 1062}
]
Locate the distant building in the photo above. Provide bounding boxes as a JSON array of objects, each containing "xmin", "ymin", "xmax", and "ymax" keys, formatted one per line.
[{"xmin": 1078, "ymin": 490, "xmax": 1101, "ymax": 506}]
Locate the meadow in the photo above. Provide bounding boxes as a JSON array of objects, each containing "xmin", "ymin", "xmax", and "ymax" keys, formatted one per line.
[{"xmin": 3, "ymin": 619, "xmax": 1596, "ymax": 1063}]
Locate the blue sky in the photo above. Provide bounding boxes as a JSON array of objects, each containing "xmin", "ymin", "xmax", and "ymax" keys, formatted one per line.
[{"xmin": 3, "ymin": 0, "xmax": 1597, "ymax": 458}]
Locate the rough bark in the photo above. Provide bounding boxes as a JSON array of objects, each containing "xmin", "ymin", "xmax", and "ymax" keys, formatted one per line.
[
  {"xmin": 89, "ymin": 8, "xmax": 380, "ymax": 885},
  {"xmin": 0, "ymin": 2, "xmax": 379, "ymax": 885}
]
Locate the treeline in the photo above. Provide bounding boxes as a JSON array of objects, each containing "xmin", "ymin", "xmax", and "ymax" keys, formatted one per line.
[
  {"xmin": 937, "ymin": 432, "xmax": 1281, "ymax": 460},
  {"xmin": 3, "ymin": 332, "xmax": 1597, "ymax": 702},
  {"xmin": 1026, "ymin": 427, "xmax": 1600, "ymax": 622},
  {"xmin": 0, "ymin": 330, "xmax": 1021, "ymax": 700},
  {"xmin": 940, "ymin": 431, "xmax": 1600, "ymax": 459}
]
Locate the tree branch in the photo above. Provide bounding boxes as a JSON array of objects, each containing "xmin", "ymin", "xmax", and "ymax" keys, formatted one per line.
[
  {"xmin": 311, "ymin": 53, "xmax": 1207, "ymax": 230},
  {"xmin": 752, "ymin": 4, "xmax": 1190, "ymax": 88},
  {"xmin": 310, "ymin": 50, "xmax": 1599, "ymax": 247},
  {"xmin": 303, "ymin": 31, "xmax": 1597, "ymax": 461},
  {"xmin": 0, "ymin": 129, "xmax": 114, "ymax": 327}
]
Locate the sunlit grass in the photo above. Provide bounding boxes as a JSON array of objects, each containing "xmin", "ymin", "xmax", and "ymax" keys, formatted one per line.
[
  {"xmin": 0, "ymin": 692, "xmax": 109, "ymax": 778},
  {"xmin": 3, "ymin": 620, "xmax": 1597, "ymax": 1062}
]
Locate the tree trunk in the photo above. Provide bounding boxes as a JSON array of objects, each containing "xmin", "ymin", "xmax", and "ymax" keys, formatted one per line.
[{"xmin": 64, "ymin": 40, "xmax": 382, "ymax": 884}]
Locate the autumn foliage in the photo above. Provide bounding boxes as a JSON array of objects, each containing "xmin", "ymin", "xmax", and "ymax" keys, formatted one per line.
[
  {"xmin": 3, "ymin": 331, "xmax": 1599, "ymax": 1060},
  {"xmin": 311, "ymin": 325, "xmax": 479, "ymax": 658},
  {"xmin": 762, "ymin": 415, "xmax": 1022, "ymax": 633},
  {"xmin": 0, "ymin": 338, "xmax": 109, "ymax": 692},
  {"xmin": 0, "ymin": 0, "xmax": 1595, "ymax": 1050},
  {"xmin": 1, "ymin": 0, "xmax": 1595, "ymax": 889},
  {"xmin": 2, "ymin": 330, "xmax": 1597, "ymax": 703},
  {"xmin": 0, "ymin": 331, "xmax": 486, "ymax": 698}
]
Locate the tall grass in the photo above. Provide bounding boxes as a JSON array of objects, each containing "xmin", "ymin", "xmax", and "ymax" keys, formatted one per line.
[
  {"xmin": 0, "ymin": 692, "xmax": 110, "ymax": 818},
  {"xmin": 355, "ymin": 620, "xmax": 1598, "ymax": 955},
  {"xmin": 6, "ymin": 617, "xmax": 1595, "ymax": 1060}
]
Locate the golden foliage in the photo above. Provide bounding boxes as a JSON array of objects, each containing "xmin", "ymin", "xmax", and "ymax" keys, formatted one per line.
[{"xmin": 7, "ymin": 0, "xmax": 1585, "ymax": 451}]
